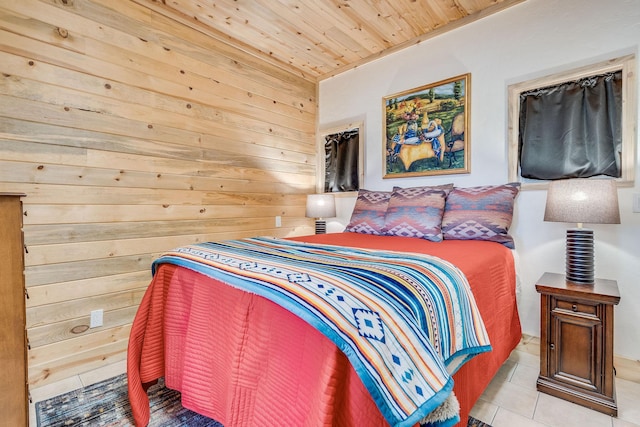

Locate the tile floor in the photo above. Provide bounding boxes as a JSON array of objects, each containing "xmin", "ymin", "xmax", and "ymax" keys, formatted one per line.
[
  {"xmin": 29, "ymin": 335, "xmax": 640, "ymax": 427},
  {"xmin": 469, "ymin": 336, "xmax": 640, "ymax": 427}
]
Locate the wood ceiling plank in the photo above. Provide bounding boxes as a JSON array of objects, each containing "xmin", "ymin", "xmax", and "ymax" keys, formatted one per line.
[
  {"xmin": 337, "ymin": 0, "xmax": 405, "ymax": 47},
  {"xmin": 167, "ymin": 0, "xmax": 339, "ymax": 75},
  {"xmin": 296, "ymin": 0, "xmax": 389, "ymax": 54},
  {"xmin": 260, "ymin": 0, "xmax": 362, "ymax": 64},
  {"xmin": 376, "ymin": 0, "xmax": 433, "ymax": 36},
  {"xmin": 133, "ymin": 0, "xmax": 526, "ymax": 80}
]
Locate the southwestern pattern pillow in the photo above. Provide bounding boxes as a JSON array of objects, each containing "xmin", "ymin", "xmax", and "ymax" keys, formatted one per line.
[
  {"xmin": 381, "ymin": 186, "xmax": 449, "ymax": 241},
  {"xmin": 345, "ymin": 189, "xmax": 391, "ymax": 235},
  {"xmin": 442, "ymin": 183, "xmax": 521, "ymax": 248}
]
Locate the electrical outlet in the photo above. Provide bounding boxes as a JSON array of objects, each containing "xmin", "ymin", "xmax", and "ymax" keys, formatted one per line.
[
  {"xmin": 275, "ymin": 216, "xmax": 282, "ymax": 227},
  {"xmin": 90, "ymin": 309, "xmax": 103, "ymax": 328},
  {"xmin": 633, "ymin": 193, "xmax": 640, "ymax": 213}
]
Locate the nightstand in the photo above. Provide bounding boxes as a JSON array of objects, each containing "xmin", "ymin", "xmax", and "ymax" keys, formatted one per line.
[{"xmin": 536, "ymin": 272, "xmax": 620, "ymax": 416}]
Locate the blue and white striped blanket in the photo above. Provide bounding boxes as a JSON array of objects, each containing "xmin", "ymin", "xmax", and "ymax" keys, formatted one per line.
[{"xmin": 153, "ymin": 237, "xmax": 491, "ymax": 427}]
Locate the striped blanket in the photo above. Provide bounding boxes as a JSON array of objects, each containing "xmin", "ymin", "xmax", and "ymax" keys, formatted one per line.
[{"xmin": 153, "ymin": 237, "xmax": 490, "ymax": 427}]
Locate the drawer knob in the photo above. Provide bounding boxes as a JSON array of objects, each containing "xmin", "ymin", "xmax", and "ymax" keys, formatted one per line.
[
  {"xmin": 572, "ymin": 304, "xmax": 578, "ymax": 311},
  {"xmin": 550, "ymin": 343, "xmax": 555, "ymax": 350}
]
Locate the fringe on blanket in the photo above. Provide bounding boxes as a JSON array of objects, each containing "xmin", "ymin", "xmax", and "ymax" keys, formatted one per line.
[{"xmin": 419, "ymin": 392, "xmax": 460, "ymax": 427}]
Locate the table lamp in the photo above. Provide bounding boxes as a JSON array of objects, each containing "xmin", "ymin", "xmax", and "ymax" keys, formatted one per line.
[
  {"xmin": 306, "ymin": 194, "xmax": 336, "ymax": 234},
  {"xmin": 543, "ymin": 179, "xmax": 620, "ymax": 284}
]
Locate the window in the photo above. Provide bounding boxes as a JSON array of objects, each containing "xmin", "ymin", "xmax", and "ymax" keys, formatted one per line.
[
  {"xmin": 508, "ymin": 54, "xmax": 636, "ymax": 188},
  {"xmin": 318, "ymin": 122, "xmax": 364, "ymax": 193}
]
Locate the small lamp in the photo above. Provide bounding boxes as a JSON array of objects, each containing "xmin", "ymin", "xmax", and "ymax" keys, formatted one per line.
[
  {"xmin": 544, "ymin": 179, "xmax": 620, "ymax": 284},
  {"xmin": 306, "ymin": 194, "xmax": 336, "ymax": 234}
]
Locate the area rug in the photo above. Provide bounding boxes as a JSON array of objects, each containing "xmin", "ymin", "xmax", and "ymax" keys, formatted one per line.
[{"xmin": 35, "ymin": 373, "xmax": 491, "ymax": 426}]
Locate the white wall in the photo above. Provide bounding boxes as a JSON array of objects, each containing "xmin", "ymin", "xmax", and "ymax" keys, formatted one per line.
[{"xmin": 319, "ymin": 0, "xmax": 640, "ymax": 360}]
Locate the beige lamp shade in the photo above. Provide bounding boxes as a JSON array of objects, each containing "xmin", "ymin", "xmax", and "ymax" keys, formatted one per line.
[
  {"xmin": 544, "ymin": 179, "xmax": 620, "ymax": 225},
  {"xmin": 306, "ymin": 194, "xmax": 336, "ymax": 219}
]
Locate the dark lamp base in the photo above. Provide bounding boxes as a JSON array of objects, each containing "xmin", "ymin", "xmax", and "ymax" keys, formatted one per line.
[
  {"xmin": 565, "ymin": 228, "xmax": 594, "ymax": 284},
  {"xmin": 315, "ymin": 220, "xmax": 327, "ymax": 234}
]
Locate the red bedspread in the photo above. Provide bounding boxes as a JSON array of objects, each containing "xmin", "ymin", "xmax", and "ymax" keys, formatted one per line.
[{"xmin": 127, "ymin": 233, "xmax": 521, "ymax": 426}]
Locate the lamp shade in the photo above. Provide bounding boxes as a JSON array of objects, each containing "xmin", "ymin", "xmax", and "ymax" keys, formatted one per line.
[
  {"xmin": 306, "ymin": 194, "xmax": 336, "ymax": 219},
  {"xmin": 544, "ymin": 179, "xmax": 620, "ymax": 225}
]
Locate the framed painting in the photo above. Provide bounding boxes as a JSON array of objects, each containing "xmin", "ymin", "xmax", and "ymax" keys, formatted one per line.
[{"xmin": 383, "ymin": 73, "xmax": 471, "ymax": 178}]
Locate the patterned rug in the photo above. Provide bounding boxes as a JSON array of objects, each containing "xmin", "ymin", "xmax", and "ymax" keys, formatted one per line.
[{"xmin": 35, "ymin": 373, "xmax": 491, "ymax": 426}]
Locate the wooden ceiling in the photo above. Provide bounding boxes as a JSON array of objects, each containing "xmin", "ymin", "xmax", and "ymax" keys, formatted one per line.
[{"xmin": 136, "ymin": 0, "xmax": 525, "ymax": 81}]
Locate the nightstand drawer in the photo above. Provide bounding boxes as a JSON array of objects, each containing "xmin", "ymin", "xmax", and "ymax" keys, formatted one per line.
[{"xmin": 553, "ymin": 298, "xmax": 598, "ymax": 317}]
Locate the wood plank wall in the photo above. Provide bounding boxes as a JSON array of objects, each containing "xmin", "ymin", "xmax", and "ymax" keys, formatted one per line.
[{"xmin": 0, "ymin": 0, "xmax": 317, "ymax": 388}]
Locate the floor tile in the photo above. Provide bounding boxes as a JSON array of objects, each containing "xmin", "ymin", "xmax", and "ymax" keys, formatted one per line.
[
  {"xmin": 469, "ymin": 398, "xmax": 499, "ymax": 424},
  {"xmin": 615, "ymin": 357, "xmax": 640, "ymax": 383},
  {"xmin": 492, "ymin": 359, "xmax": 517, "ymax": 383},
  {"xmin": 533, "ymin": 392, "xmax": 614, "ymax": 427},
  {"xmin": 616, "ymin": 377, "xmax": 640, "ymax": 425},
  {"xmin": 492, "ymin": 407, "xmax": 550, "ymax": 427},
  {"xmin": 613, "ymin": 418, "xmax": 640, "ymax": 427},
  {"xmin": 508, "ymin": 348, "xmax": 540, "ymax": 369},
  {"xmin": 517, "ymin": 336, "xmax": 541, "ymax": 357},
  {"xmin": 510, "ymin": 362, "xmax": 539, "ymax": 389},
  {"xmin": 478, "ymin": 377, "xmax": 539, "ymax": 419}
]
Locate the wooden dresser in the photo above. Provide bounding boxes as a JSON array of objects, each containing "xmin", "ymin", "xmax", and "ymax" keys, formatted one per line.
[
  {"xmin": 0, "ymin": 193, "xmax": 28, "ymax": 426},
  {"xmin": 536, "ymin": 272, "xmax": 620, "ymax": 416}
]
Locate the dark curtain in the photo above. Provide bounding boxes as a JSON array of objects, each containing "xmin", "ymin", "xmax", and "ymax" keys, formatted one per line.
[
  {"xmin": 518, "ymin": 71, "xmax": 622, "ymax": 180},
  {"xmin": 324, "ymin": 130, "xmax": 359, "ymax": 192}
]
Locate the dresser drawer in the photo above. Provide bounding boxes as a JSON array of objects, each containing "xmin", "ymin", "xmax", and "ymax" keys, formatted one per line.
[{"xmin": 553, "ymin": 298, "xmax": 598, "ymax": 317}]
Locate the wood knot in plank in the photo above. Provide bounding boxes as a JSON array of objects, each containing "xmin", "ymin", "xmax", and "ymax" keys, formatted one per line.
[
  {"xmin": 71, "ymin": 325, "xmax": 89, "ymax": 334},
  {"xmin": 56, "ymin": 27, "xmax": 69, "ymax": 38}
]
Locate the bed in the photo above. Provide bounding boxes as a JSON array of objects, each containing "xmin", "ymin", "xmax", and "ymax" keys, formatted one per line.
[
  {"xmin": 127, "ymin": 232, "xmax": 521, "ymax": 427},
  {"xmin": 128, "ymin": 183, "xmax": 522, "ymax": 426}
]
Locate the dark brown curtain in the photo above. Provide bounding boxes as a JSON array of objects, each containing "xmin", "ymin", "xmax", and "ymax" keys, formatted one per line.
[
  {"xmin": 324, "ymin": 130, "xmax": 359, "ymax": 192},
  {"xmin": 518, "ymin": 71, "xmax": 622, "ymax": 180}
]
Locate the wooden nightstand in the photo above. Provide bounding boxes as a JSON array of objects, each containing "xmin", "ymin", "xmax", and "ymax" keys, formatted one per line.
[{"xmin": 536, "ymin": 272, "xmax": 620, "ymax": 416}]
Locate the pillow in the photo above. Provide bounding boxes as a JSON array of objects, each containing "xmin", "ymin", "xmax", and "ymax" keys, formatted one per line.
[
  {"xmin": 381, "ymin": 186, "xmax": 450, "ymax": 241},
  {"xmin": 442, "ymin": 183, "xmax": 521, "ymax": 248},
  {"xmin": 345, "ymin": 189, "xmax": 391, "ymax": 235}
]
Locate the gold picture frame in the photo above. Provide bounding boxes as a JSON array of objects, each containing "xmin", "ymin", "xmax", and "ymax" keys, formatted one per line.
[{"xmin": 383, "ymin": 73, "xmax": 471, "ymax": 178}]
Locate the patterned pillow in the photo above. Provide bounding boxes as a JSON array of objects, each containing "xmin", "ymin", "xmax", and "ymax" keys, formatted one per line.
[
  {"xmin": 442, "ymin": 183, "xmax": 521, "ymax": 248},
  {"xmin": 381, "ymin": 186, "xmax": 452, "ymax": 241},
  {"xmin": 345, "ymin": 189, "xmax": 391, "ymax": 235}
]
